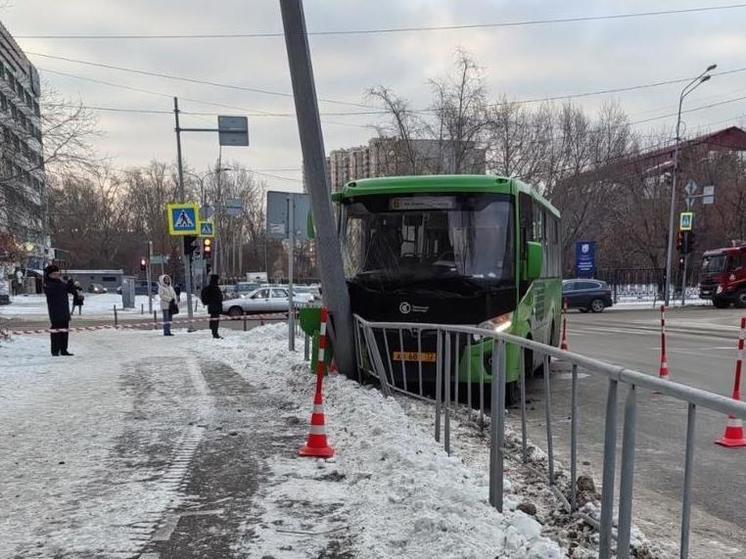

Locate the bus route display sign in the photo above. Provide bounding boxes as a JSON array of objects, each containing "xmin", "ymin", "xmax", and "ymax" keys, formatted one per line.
[{"xmin": 575, "ymin": 240, "xmax": 597, "ymax": 278}]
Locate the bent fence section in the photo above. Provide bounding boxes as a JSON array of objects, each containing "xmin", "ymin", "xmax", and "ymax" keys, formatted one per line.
[{"xmin": 354, "ymin": 315, "xmax": 746, "ymax": 559}]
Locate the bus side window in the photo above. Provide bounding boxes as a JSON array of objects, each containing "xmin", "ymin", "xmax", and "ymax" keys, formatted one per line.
[{"xmin": 519, "ymin": 193, "xmax": 533, "ymax": 295}]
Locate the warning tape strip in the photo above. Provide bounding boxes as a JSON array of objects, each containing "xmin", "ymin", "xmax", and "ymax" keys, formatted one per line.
[{"xmin": 1, "ymin": 312, "xmax": 289, "ymax": 337}]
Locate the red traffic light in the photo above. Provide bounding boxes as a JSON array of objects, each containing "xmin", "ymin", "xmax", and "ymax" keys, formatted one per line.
[{"xmin": 139, "ymin": 257, "xmax": 147, "ymax": 271}]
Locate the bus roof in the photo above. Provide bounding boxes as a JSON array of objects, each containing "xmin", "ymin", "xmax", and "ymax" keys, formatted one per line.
[{"xmin": 331, "ymin": 175, "xmax": 559, "ymax": 217}]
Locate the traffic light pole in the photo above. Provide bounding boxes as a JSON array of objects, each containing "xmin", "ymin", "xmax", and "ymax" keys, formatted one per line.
[
  {"xmin": 174, "ymin": 97, "xmax": 195, "ymax": 331},
  {"xmin": 280, "ymin": 0, "xmax": 356, "ymax": 375},
  {"xmin": 146, "ymin": 240, "xmax": 153, "ymax": 314}
]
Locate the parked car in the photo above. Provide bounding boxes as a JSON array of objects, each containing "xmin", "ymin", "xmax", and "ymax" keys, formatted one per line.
[
  {"xmin": 87, "ymin": 283, "xmax": 108, "ymax": 294},
  {"xmin": 222, "ymin": 286, "xmax": 315, "ymax": 317},
  {"xmin": 562, "ymin": 279, "xmax": 613, "ymax": 313},
  {"xmin": 293, "ymin": 285, "xmax": 321, "ymax": 302}
]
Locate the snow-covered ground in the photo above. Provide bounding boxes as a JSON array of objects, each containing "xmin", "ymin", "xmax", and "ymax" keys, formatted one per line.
[{"xmin": 1, "ymin": 323, "xmax": 567, "ymax": 558}]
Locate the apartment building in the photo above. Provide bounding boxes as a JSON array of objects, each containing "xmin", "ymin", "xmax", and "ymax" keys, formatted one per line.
[{"xmin": 0, "ymin": 19, "xmax": 46, "ymax": 270}]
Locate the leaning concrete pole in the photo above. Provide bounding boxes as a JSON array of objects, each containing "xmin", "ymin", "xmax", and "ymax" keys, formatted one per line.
[{"xmin": 279, "ymin": 0, "xmax": 356, "ymax": 375}]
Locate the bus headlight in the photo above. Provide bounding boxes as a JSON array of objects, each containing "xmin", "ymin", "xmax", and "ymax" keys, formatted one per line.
[{"xmin": 478, "ymin": 312, "xmax": 513, "ymax": 334}]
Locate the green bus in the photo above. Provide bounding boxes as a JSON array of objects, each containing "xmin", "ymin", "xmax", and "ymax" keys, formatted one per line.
[{"xmin": 332, "ymin": 175, "xmax": 561, "ymax": 401}]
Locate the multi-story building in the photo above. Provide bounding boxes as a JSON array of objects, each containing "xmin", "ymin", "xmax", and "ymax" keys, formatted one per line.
[
  {"xmin": 326, "ymin": 137, "xmax": 486, "ymax": 192},
  {"xmin": 0, "ymin": 20, "xmax": 46, "ymax": 270}
]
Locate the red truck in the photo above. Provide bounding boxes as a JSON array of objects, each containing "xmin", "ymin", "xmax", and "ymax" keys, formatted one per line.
[{"xmin": 699, "ymin": 244, "xmax": 746, "ymax": 308}]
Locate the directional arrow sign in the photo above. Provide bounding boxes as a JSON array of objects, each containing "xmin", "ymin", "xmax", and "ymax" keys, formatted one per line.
[{"xmin": 167, "ymin": 202, "xmax": 199, "ymax": 236}]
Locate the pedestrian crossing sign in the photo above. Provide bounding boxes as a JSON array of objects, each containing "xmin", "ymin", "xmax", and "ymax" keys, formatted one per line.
[
  {"xmin": 167, "ymin": 203, "xmax": 199, "ymax": 236},
  {"xmin": 680, "ymin": 211, "xmax": 694, "ymax": 231},
  {"xmin": 198, "ymin": 221, "xmax": 215, "ymax": 238}
]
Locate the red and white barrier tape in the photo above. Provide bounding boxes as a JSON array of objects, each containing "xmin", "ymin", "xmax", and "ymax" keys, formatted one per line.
[{"xmin": 2, "ymin": 312, "xmax": 289, "ymax": 337}]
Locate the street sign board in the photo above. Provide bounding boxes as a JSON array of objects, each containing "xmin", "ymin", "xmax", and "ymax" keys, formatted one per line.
[
  {"xmin": 266, "ymin": 190, "xmax": 311, "ymax": 241},
  {"xmin": 680, "ymin": 212, "xmax": 694, "ymax": 231},
  {"xmin": 225, "ymin": 198, "xmax": 243, "ymax": 217},
  {"xmin": 218, "ymin": 116, "xmax": 249, "ymax": 147},
  {"xmin": 703, "ymin": 185, "xmax": 715, "ymax": 205},
  {"xmin": 575, "ymin": 240, "xmax": 596, "ymax": 278},
  {"xmin": 150, "ymin": 255, "xmax": 170, "ymax": 265},
  {"xmin": 198, "ymin": 221, "xmax": 215, "ymax": 238},
  {"xmin": 167, "ymin": 203, "xmax": 199, "ymax": 236},
  {"xmin": 684, "ymin": 179, "xmax": 698, "ymax": 196}
]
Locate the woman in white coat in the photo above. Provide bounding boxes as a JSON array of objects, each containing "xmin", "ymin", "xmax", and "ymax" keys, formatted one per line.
[{"xmin": 158, "ymin": 274, "xmax": 177, "ymax": 336}]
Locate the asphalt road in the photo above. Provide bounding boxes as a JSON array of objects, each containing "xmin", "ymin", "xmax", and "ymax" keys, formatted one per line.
[{"xmin": 518, "ymin": 306, "xmax": 746, "ymax": 558}]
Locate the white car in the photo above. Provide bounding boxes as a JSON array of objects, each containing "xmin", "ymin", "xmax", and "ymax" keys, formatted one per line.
[{"xmin": 222, "ymin": 286, "xmax": 314, "ymax": 317}]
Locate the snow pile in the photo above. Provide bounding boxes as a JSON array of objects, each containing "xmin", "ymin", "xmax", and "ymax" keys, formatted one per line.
[
  {"xmin": 0, "ymin": 293, "xmax": 161, "ymax": 318},
  {"xmin": 200, "ymin": 324, "xmax": 565, "ymax": 558}
]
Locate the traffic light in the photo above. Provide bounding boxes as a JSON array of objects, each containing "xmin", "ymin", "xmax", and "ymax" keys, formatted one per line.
[
  {"xmin": 678, "ymin": 256, "xmax": 685, "ymax": 270},
  {"xmin": 683, "ymin": 230, "xmax": 694, "ymax": 254},
  {"xmin": 676, "ymin": 231, "xmax": 684, "ymax": 253},
  {"xmin": 203, "ymin": 238, "xmax": 212, "ymax": 258},
  {"xmin": 183, "ymin": 235, "xmax": 198, "ymax": 256},
  {"xmin": 140, "ymin": 257, "xmax": 146, "ymax": 271}
]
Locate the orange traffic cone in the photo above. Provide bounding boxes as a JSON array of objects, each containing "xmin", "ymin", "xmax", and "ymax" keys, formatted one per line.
[
  {"xmin": 560, "ymin": 299, "xmax": 569, "ymax": 351},
  {"xmin": 299, "ymin": 308, "xmax": 335, "ymax": 458},
  {"xmin": 716, "ymin": 317, "xmax": 746, "ymax": 448},
  {"xmin": 659, "ymin": 305, "xmax": 670, "ymax": 380}
]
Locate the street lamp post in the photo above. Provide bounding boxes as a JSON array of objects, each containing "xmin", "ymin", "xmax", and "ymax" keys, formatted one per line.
[{"xmin": 663, "ymin": 63, "xmax": 716, "ymax": 307}]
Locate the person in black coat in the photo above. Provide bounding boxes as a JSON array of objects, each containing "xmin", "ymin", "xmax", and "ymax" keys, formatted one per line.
[
  {"xmin": 200, "ymin": 274, "xmax": 224, "ymax": 339},
  {"xmin": 44, "ymin": 265, "xmax": 73, "ymax": 356}
]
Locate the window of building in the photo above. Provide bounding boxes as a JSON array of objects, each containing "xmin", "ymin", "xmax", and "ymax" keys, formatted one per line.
[
  {"xmin": 33, "ymin": 101, "xmax": 40, "ymax": 116},
  {"xmin": 10, "ymin": 104, "xmax": 17, "ymax": 120},
  {"xmin": 0, "ymin": 92, "xmax": 5, "ymax": 111},
  {"xmin": 16, "ymin": 81, "xmax": 24, "ymax": 97},
  {"xmin": 0, "ymin": 61, "xmax": 4, "ymax": 80},
  {"xmin": 7, "ymin": 73, "xmax": 14, "ymax": 89},
  {"xmin": 25, "ymin": 92, "xmax": 32, "ymax": 107}
]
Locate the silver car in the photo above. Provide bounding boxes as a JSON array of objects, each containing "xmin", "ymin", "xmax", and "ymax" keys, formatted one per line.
[{"xmin": 222, "ymin": 287, "xmax": 314, "ymax": 317}]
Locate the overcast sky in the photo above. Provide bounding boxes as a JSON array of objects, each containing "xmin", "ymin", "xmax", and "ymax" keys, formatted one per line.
[{"xmin": 3, "ymin": 0, "xmax": 746, "ymax": 191}]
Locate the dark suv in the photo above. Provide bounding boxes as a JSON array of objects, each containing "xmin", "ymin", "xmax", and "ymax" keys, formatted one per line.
[{"xmin": 562, "ymin": 279, "xmax": 613, "ymax": 313}]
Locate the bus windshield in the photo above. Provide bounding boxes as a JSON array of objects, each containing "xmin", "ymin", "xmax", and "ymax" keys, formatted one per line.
[{"xmin": 341, "ymin": 194, "xmax": 513, "ymax": 290}]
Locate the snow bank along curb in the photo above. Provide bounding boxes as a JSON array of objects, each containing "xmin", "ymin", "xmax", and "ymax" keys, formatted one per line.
[{"xmin": 202, "ymin": 323, "xmax": 565, "ymax": 558}]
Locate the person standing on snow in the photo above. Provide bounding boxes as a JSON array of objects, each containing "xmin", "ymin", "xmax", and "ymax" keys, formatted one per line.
[
  {"xmin": 200, "ymin": 274, "xmax": 224, "ymax": 339},
  {"xmin": 71, "ymin": 281, "xmax": 85, "ymax": 316},
  {"xmin": 158, "ymin": 274, "xmax": 177, "ymax": 336},
  {"xmin": 44, "ymin": 265, "xmax": 73, "ymax": 356}
]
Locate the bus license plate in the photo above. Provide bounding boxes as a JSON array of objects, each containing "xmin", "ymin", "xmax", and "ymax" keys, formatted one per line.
[{"xmin": 393, "ymin": 351, "xmax": 436, "ymax": 363}]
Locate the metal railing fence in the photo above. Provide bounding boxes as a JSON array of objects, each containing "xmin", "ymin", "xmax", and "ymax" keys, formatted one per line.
[{"xmin": 354, "ymin": 315, "xmax": 746, "ymax": 559}]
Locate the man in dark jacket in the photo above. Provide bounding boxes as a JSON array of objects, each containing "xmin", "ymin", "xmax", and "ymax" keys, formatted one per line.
[
  {"xmin": 200, "ymin": 274, "xmax": 224, "ymax": 339},
  {"xmin": 44, "ymin": 265, "xmax": 73, "ymax": 356}
]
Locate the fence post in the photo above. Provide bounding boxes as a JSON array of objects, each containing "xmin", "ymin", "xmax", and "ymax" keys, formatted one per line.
[
  {"xmin": 543, "ymin": 354, "xmax": 555, "ymax": 484},
  {"xmin": 616, "ymin": 384, "xmax": 638, "ymax": 559},
  {"xmin": 520, "ymin": 347, "xmax": 528, "ymax": 464},
  {"xmin": 113, "ymin": 305, "xmax": 118, "ymax": 328},
  {"xmin": 570, "ymin": 363, "xmax": 579, "ymax": 509},
  {"xmin": 599, "ymin": 379, "xmax": 619, "ymax": 559},
  {"xmin": 362, "ymin": 324, "xmax": 391, "ymax": 397},
  {"xmin": 243, "ymin": 314, "xmax": 247, "ymax": 332},
  {"xmin": 489, "ymin": 339, "xmax": 506, "ymax": 511},
  {"xmin": 304, "ymin": 331, "xmax": 310, "ymax": 361},
  {"xmin": 680, "ymin": 403, "xmax": 697, "ymax": 558},
  {"xmin": 153, "ymin": 310, "xmax": 158, "ymax": 331},
  {"xmin": 434, "ymin": 330, "xmax": 443, "ymax": 443},
  {"xmin": 444, "ymin": 333, "xmax": 451, "ymax": 455},
  {"xmin": 141, "ymin": 303, "xmax": 144, "ymax": 314}
]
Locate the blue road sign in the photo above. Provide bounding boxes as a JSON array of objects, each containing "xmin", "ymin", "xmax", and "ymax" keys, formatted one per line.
[
  {"xmin": 167, "ymin": 203, "xmax": 199, "ymax": 236},
  {"xmin": 199, "ymin": 221, "xmax": 215, "ymax": 238},
  {"xmin": 575, "ymin": 240, "xmax": 597, "ymax": 278}
]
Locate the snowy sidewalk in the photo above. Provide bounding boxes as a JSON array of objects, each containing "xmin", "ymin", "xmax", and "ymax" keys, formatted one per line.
[{"xmin": 1, "ymin": 324, "xmax": 564, "ymax": 558}]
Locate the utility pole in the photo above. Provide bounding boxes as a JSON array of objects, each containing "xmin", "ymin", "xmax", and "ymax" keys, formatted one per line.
[
  {"xmin": 280, "ymin": 0, "xmax": 355, "ymax": 374},
  {"xmin": 146, "ymin": 240, "xmax": 153, "ymax": 313},
  {"xmin": 173, "ymin": 97, "xmax": 196, "ymax": 330},
  {"xmin": 663, "ymin": 64, "xmax": 715, "ymax": 306}
]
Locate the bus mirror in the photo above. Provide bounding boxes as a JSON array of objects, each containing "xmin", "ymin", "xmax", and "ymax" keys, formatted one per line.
[{"xmin": 526, "ymin": 241, "xmax": 542, "ymax": 280}]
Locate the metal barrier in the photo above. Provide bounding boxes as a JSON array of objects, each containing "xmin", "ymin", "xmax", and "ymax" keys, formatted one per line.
[{"xmin": 354, "ymin": 315, "xmax": 746, "ymax": 559}]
